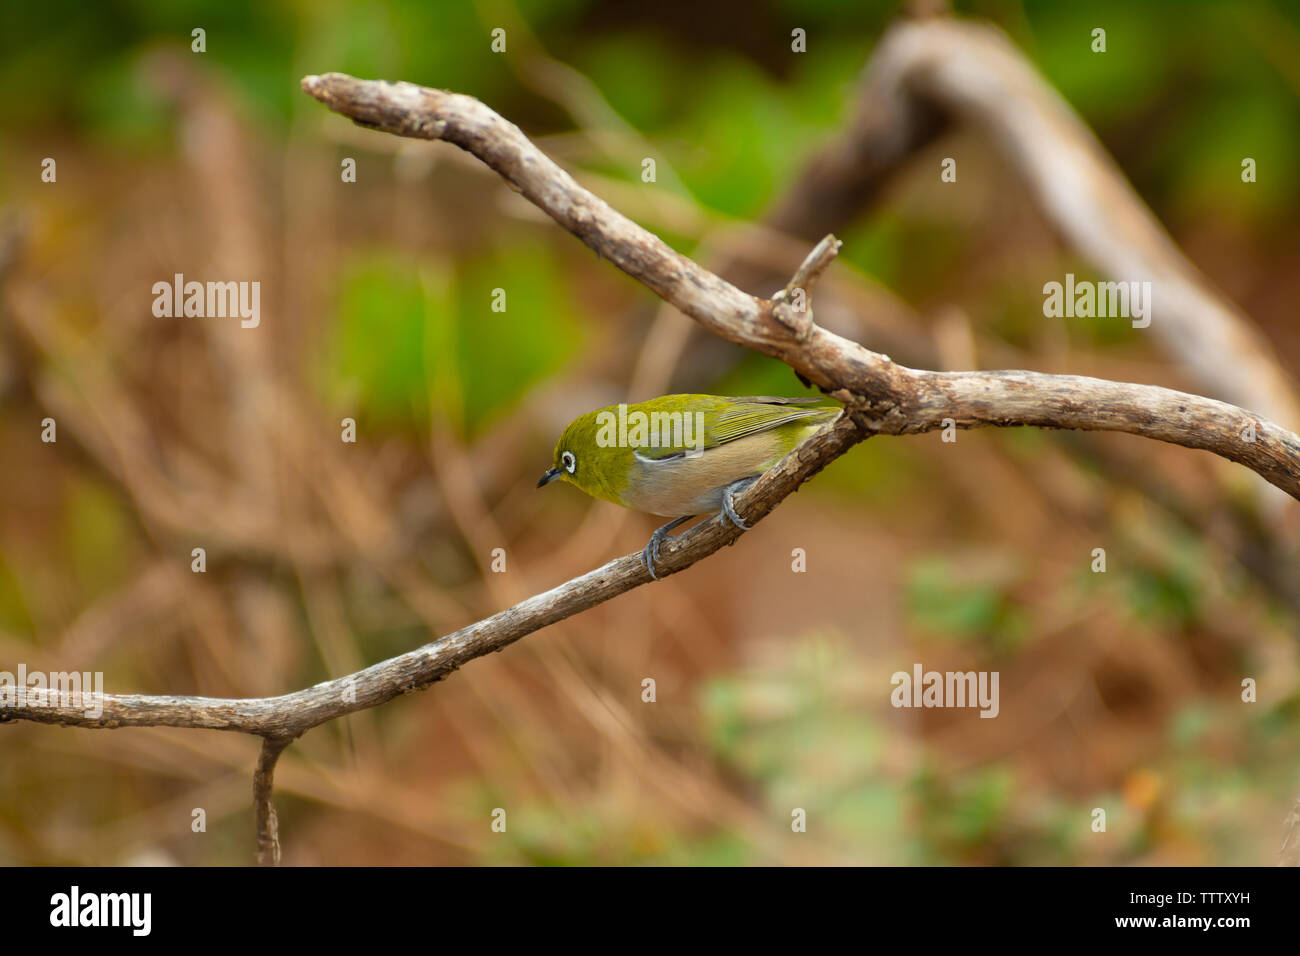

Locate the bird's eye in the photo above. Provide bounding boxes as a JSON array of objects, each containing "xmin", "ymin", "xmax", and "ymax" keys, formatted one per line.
[{"xmin": 562, "ymin": 451, "xmax": 576, "ymax": 474}]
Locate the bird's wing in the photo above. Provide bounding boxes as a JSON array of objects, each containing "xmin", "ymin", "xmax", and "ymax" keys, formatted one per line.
[
  {"xmin": 634, "ymin": 397, "xmax": 836, "ymax": 461},
  {"xmin": 707, "ymin": 399, "xmax": 837, "ymax": 446},
  {"xmin": 727, "ymin": 396, "xmax": 824, "ymax": 405}
]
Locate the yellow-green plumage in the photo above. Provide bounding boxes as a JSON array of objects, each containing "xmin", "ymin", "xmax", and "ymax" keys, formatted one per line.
[
  {"xmin": 539, "ymin": 394, "xmax": 839, "ymax": 517},
  {"xmin": 538, "ymin": 394, "xmax": 839, "ymax": 578}
]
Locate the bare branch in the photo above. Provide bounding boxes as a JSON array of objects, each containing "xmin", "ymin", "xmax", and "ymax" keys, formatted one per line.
[
  {"xmin": 299, "ymin": 71, "xmax": 1300, "ymax": 501},
  {"xmin": 254, "ymin": 736, "xmax": 292, "ymax": 866},
  {"xmin": 785, "ymin": 233, "xmax": 842, "ymax": 300},
  {"xmin": 772, "ymin": 234, "xmax": 842, "ymax": 342},
  {"xmin": 8, "ymin": 69, "xmax": 1295, "ymax": 738},
  {"xmin": 768, "ymin": 18, "xmax": 1300, "ymax": 446},
  {"xmin": 1, "ymin": 415, "xmax": 863, "ymax": 734},
  {"xmin": 8, "ymin": 63, "xmax": 1300, "ymax": 865},
  {"xmin": 5, "ymin": 69, "xmax": 1294, "ymax": 738}
]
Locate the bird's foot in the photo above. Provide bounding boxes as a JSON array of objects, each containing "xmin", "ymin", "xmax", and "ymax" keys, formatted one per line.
[
  {"xmin": 642, "ymin": 516, "xmax": 693, "ymax": 580},
  {"xmin": 721, "ymin": 477, "xmax": 759, "ymax": 531}
]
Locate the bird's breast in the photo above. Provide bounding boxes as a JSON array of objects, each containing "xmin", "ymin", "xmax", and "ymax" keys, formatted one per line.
[{"xmin": 621, "ymin": 431, "xmax": 785, "ymax": 516}]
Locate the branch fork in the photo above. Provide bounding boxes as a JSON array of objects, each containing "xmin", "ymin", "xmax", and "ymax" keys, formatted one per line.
[
  {"xmin": 770, "ymin": 233, "xmax": 841, "ymax": 342},
  {"xmin": 8, "ymin": 63, "xmax": 1300, "ymax": 865}
]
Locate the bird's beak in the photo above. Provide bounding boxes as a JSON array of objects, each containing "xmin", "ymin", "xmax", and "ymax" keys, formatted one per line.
[{"xmin": 537, "ymin": 467, "xmax": 562, "ymax": 488}]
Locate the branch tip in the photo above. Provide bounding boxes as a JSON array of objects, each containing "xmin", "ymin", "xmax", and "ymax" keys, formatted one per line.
[
  {"xmin": 789, "ymin": 233, "xmax": 842, "ymax": 293},
  {"xmin": 771, "ymin": 234, "xmax": 840, "ymax": 341}
]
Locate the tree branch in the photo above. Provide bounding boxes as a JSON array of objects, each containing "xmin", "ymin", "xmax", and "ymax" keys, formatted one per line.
[
  {"xmin": 8, "ymin": 68, "xmax": 1299, "ymax": 734},
  {"xmin": 1, "ymin": 413, "xmax": 863, "ymax": 734},
  {"xmin": 254, "ymin": 736, "xmax": 292, "ymax": 866},
  {"xmin": 7, "ymin": 65, "xmax": 1300, "ymax": 865},
  {"xmin": 767, "ymin": 18, "xmax": 1300, "ymax": 446},
  {"xmin": 297, "ymin": 72, "xmax": 1300, "ymax": 500}
]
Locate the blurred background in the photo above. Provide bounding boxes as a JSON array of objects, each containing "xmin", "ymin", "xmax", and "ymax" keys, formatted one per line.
[{"xmin": 3, "ymin": 0, "xmax": 1300, "ymax": 865}]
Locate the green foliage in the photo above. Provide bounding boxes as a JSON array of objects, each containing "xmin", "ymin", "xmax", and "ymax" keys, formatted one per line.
[
  {"xmin": 571, "ymin": 32, "xmax": 680, "ymax": 131},
  {"xmin": 700, "ymin": 635, "xmax": 910, "ymax": 863},
  {"xmin": 320, "ymin": 244, "xmax": 584, "ymax": 436},
  {"xmin": 1123, "ymin": 542, "xmax": 1206, "ymax": 628},
  {"xmin": 79, "ymin": 57, "xmax": 174, "ymax": 151},
  {"xmin": 911, "ymin": 765, "xmax": 1016, "ymax": 859},
  {"xmin": 0, "ymin": 555, "xmax": 35, "ymax": 641},
  {"xmin": 450, "ymin": 243, "xmax": 584, "ymax": 436},
  {"xmin": 463, "ymin": 784, "xmax": 732, "ymax": 866},
  {"xmin": 1161, "ymin": 90, "xmax": 1300, "ymax": 222},
  {"xmin": 670, "ymin": 61, "xmax": 788, "ymax": 217},
  {"xmin": 1028, "ymin": 2, "xmax": 1172, "ymax": 124},
  {"xmin": 62, "ymin": 477, "xmax": 137, "ymax": 598},
  {"xmin": 814, "ymin": 439, "xmax": 918, "ymax": 512},
  {"xmin": 905, "ymin": 558, "xmax": 1028, "ymax": 650},
  {"xmin": 708, "ymin": 351, "xmax": 814, "ymax": 399},
  {"xmin": 839, "ymin": 212, "xmax": 904, "ymax": 288},
  {"xmin": 319, "ymin": 252, "xmax": 431, "ymax": 430}
]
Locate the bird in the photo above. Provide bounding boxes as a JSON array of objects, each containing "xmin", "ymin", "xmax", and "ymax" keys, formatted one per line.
[{"xmin": 538, "ymin": 394, "xmax": 839, "ymax": 578}]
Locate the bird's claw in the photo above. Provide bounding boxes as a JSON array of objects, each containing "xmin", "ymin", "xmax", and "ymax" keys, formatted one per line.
[
  {"xmin": 721, "ymin": 477, "xmax": 758, "ymax": 531},
  {"xmin": 643, "ymin": 516, "xmax": 692, "ymax": 580},
  {"xmin": 641, "ymin": 482, "xmax": 757, "ymax": 578},
  {"xmin": 642, "ymin": 537, "xmax": 662, "ymax": 581}
]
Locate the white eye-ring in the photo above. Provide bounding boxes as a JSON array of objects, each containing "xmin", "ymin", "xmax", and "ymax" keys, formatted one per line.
[{"xmin": 561, "ymin": 451, "xmax": 577, "ymax": 474}]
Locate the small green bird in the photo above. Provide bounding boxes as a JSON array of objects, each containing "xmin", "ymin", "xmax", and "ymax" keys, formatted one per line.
[{"xmin": 538, "ymin": 394, "xmax": 839, "ymax": 578}]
